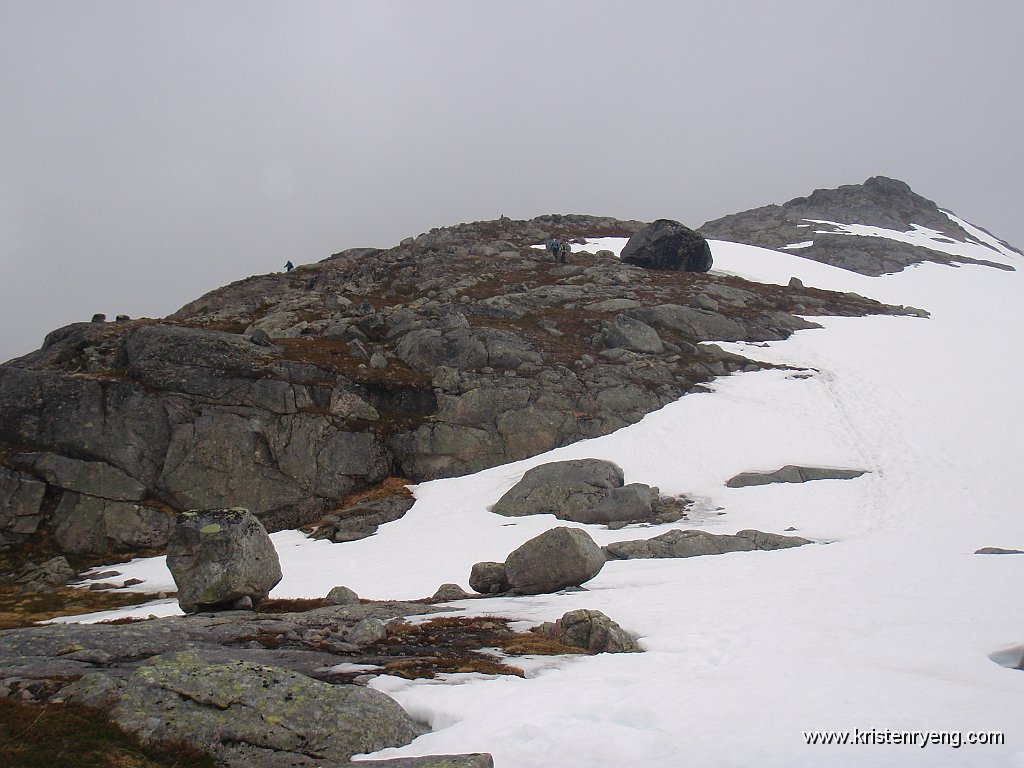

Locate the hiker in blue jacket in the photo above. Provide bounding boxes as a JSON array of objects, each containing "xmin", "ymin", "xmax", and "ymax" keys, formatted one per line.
[
  {"xmin": 283, "ymin": 260, "xmax": 294, "ymax": 272},
  {"xmin": 548, "ymin": 239, "xmax": 571, "ymax": 263}
]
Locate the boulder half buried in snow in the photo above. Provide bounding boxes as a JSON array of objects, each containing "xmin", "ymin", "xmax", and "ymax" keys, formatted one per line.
[
  {"xmin": 166, "ymin": 507, "xmax": 283, "ymax": 613},
  {"xmin": 620, "ymin": 219, "xmax": 713, "ymax": 272},
  {"xmin": 504, "ymin": 526, "xmax": 606, "ymax": 595},
  {"xmin": 726, "ymin": 465, "xmax": 867, "ymax": 488}
]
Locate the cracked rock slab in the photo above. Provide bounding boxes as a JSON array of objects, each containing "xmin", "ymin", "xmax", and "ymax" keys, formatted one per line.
[
  {"xmin": 106, "ymin": 650, "xmax": 424, "ymax": 762},
  {"xmin": 726, "ymin": 465, "xmax": 867, "ymax": 488}
]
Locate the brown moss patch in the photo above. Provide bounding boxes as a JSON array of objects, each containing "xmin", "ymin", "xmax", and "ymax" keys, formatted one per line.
[
  {"xmin": 255, "ymin": 596, "xmax": 334, "ymax": 614},
  {"xmin": 0, "ymin": 697, "xmax": 217, "ymax": 768},
  {"xmin": 339, "ymin": 476, "xmax": 413, "ymax": 508},
  {"xmin": 352, "ymin": 615, "xmax": 594, "ymax": 681},
  {"xmin": 0, "ymin": 585, "xmax": 166, "ymax": 631}
]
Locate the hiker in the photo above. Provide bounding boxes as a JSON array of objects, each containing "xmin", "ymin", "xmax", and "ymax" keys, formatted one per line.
[
  {"xmin": 549, "ymin": 239, "xmax": 570, "ymax": 263},
  {"xmin": 283, "ymin": 260, "xmax": 294, "ymax": 272},
  {"xmin": 548, "ymin": 239, "xmax": 560, "ymax": 261}
]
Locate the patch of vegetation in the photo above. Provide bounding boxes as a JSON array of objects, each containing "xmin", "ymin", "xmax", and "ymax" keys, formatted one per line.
[
  {"xmin": 0, "ymin": 697, "xmax": 217, "ymax": 768},
  {"xmin": 339, "ymin": 476, "xmax": 413, "ymax": 507},
  {"xmin": 255, "ymin": 596, "xmax": 333, "ymax": 614},
  {"xmin": 0, "ymin": 585, "xmax": 164, "ymax": 631},
  {"xmin": 354, "ymin": 615, "xmax": 591, "ymax": 681}
]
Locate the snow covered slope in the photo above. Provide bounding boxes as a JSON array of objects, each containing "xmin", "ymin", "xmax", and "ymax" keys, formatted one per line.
[{"xmin": 77, "ymin": 219, "xmax": 1024, "ymax": 766}]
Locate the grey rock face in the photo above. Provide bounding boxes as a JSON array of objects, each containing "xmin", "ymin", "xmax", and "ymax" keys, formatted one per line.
[
  {"xmin": 604, "ymin": 528, "xmax": 811, "ymax": 560},
  {"xmin": 166, "ymin": 508, "xmax": 283, "ymax": 613},
  {"xmin": 726, "ymin": 465, "xmax": 867, "ymax": 488},
  {"xmin": 51, "ymin": 492, "xmax": 172, "ymax": 554},
  {"xmin": 0, "ymin": 467, "xmax": 46, "ymax": 535},
  {"xmin": 468, "ymin": 561, "xmax": 509, "ymax": 595},
  {"xmin": 491, "ymin": 459, "xmax": 624, "ymax": 521},
  {"xmin": 537, "ymin": 609, "xmax": 641, "ymax": 653},
  {"xmin": 28, "ymin": 452, "xmax": 147, "ymax": 501},
  {"xmin": 504, "ymin": 526, "xmax": 606, "ymax": 595},
  {"xmin": 107, "ymin": 650, "xmax": 423, "ymax": 763},
  {"xmin": 620, "ymin": 219, "xmax": 713, "ymax": 272}
]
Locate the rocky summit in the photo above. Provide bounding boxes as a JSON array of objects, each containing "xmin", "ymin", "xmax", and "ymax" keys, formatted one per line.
[
  {"xmin": 0, "ymin": 209, "xmax": 915, "ymax": 560},
  {"xmin": 700, "ymin": 175, "xmax": 1021, "ymax": 275}
]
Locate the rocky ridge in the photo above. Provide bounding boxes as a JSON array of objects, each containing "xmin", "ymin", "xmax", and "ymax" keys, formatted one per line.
[
  {"xmin": 0, "ymin": 212, "xmax": 914, "ymax": 561},
  {"xmin": 700, "ymin": 175, "xmax": 1021, "ymax": 275}
]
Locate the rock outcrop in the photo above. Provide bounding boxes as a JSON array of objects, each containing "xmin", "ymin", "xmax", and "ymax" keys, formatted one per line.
[
  {"xmin": 166, "ymin": 508, "xmax": 283, "ymax": 613},
  {"xmin": 700, "ymin": 175, "xmax": 1021, "ymax": 275},
  {"xmin": 0, "ymin": 211, "xmax": 915, "ymax": 559},
  {"xmin": 76, "ymin": 650, "xmax": 425, "ymax": 764}
]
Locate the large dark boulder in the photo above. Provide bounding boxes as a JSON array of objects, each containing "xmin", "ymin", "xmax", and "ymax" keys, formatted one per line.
[
  {"xmin": 620, "ymin": 219, "xmax": 713, "ymax": 272},
  {"xmin": 166, "ymin": 508, "xmax": 283, "ymax": 613}
]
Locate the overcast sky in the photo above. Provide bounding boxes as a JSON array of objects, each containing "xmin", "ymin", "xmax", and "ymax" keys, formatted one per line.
[{"xmin": 2, "ymin": 1, "xmax": 1022, "ymax": 363}]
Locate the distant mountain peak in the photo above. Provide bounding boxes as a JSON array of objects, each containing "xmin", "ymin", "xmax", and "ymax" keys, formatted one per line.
[{"xmin": 701, "ymin": 176, "xmax": 1018, "ymax": 275}]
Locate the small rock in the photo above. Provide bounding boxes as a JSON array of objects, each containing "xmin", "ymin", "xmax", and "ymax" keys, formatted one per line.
[
  {"xmin": 469, "ymin": 561, "xmax": 509, "ymax": 595},
  {"xmin": 975, "ymin": 547, "xmax": 1024, "ymax": 555},
  {"xmin": 788, "ymin": 276, "xmax": 805, "ymax": 289},
  {"xmin": 91, "ymin": 313, "xmax": 107, "ymax": 323},
  {"xmin": 537, "ymin": 609, "xmax": 641, "ymax": 653},
  {"xmin": 326, "ymin": 585, "xmax": 361, "ymax": 605},
  {"xmin": 431, "ymin": 583, "xmax": 470, "ymax": 601},
  {"xmin": 348, "ymin": 618, "xmax": 388, "ymax": 647}
]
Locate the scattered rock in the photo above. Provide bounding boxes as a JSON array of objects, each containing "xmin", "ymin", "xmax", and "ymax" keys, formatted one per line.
[
  {"xmin": 601, "ymin": 315, "xmax": 664, "ymax": 354},
  {"xmin": 432, "ymin": 583, "xmax": 470, "ymax": 601},
  {"xmin": 620, "ymin": 219, "xmax": 713, "ymax": 272},
  {"xmin": 90, "ymin": 313, "xmax": 106, "ymax": 323},
  {"xmin": 536, "ymin": 609, "xmax": 641, "ymax": 653},
  {"xmin": 504, "ymin": 527, "xmax": 606, "ymax": 595},
  {"xmin": 975, "ymin": 547, "xmax": 1024, "ymax": 555},
  {"xmin": 311, "ymin": 495, "xmax": 415, "ymax": 543},
  {"xmin": 166, "ymin": 508, "xmax": 283, "ymax": 613},
  {"xmin": 604, "ymin": 528, "xmax": 811, "ymax": 560},
  {"xmin": 16, "ymin": 556, "xmax": 77, "ymax": 592},
  {"xmin": 468, "ymin": 561, "xmax": 509, "ymax": 595},
  {"xmin": 490, "ymin": 459, "xmax": 623, "ymax": 520},
  {"xmin": 327, "ymin": 585, "xmax": 361, "ymax": 605},
  {"xmin": 726, "ymin": 465, "xmax": 868, "ymax": 488},
  {"xmin": 788, "ymin": 276, "xmax": 804, "ymax": 288}
]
